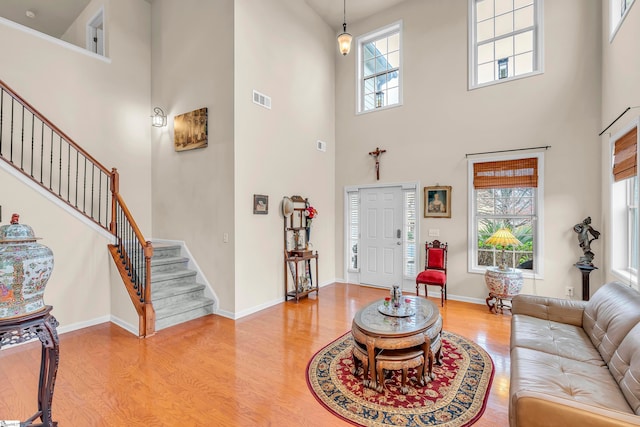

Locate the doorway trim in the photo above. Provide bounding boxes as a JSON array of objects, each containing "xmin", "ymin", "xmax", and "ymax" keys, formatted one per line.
[{"xmin": 343, "ymin": 181, "xmax": 420, "ymax": 291}]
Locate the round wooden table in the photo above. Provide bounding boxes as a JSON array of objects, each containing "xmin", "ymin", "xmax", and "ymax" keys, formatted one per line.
[{"xmin": 351, "ymin": 296, "xmax": 442, "ymax": 390}]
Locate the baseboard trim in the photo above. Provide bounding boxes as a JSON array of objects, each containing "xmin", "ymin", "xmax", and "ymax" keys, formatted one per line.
[{"xmin": 109, "ymin": 315, "xmax": 138, "ymax": 336}]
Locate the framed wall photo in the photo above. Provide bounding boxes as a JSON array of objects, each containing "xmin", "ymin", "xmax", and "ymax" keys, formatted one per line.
[
  {"xmin": 253, "ymin": 194, "xmax": 269, "ymax": 214},
  {"xmin": 174, "ymin": 107, "xmax": 208, "ymax": 152},
  {"xmin": 424, "ymin": 186, "xmax": 451, "ymax": 218}
]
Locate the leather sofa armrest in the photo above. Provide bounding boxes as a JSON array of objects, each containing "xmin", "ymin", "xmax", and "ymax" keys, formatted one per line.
[
  {"xmin": 512, "ymin": 391, "xmax": 640, "ymax": 427},
  {"xmin": 511, "ymin": 294, "xmax": 587, "ymax": 327}
]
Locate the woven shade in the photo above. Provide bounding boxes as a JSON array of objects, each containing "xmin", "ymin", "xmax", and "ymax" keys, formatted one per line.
[
  {"xmin": 485, "ymin": 228, "xmax": 522, "ymax": 247},
  {"xmin": 473, "ymin": 158, "xmax": 538, "ymax": 189},
  {"xmin": 613, "ymin": 127, "xmax": 637, "ymax": 182}
]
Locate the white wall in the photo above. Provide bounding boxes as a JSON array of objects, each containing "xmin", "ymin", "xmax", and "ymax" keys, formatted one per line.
[
  {"xmin": 601, "ymin": 2, "xmax": 640, "ymax": 285},
  {"xmin": 0, "ymin": 0, "xmax": 152, "ymax": 329},
  {"xmin": 335, "ymin": 0, "xmax": 602, "ymax": 300},
  {"xmin": 150, "ymin": 0, "xmax": 235, "ymax": 314},
  {"xmin": 234, "ymin": 0, "xmax": 336, "ymax": 315}
]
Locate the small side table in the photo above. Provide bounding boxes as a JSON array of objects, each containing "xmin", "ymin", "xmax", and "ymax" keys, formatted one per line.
[
  {"xmin": 484, "ymin": 267, "xmax": 524, "ymax": 314},
  {"xmin": 0, "ymin": 306, "xmax": 59, "ymax": 427}
]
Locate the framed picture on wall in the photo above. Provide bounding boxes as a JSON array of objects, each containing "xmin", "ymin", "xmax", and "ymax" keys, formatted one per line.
[
  {"xmin": 424, "ymin": 186, "xmax": 451, "ymax": 218},
  {"xmin": 253, "ymin": 194, "xmax": 269, "ymax": 214}
]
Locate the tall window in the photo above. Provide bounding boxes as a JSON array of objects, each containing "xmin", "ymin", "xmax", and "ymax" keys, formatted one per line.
[
  {"xmin": 356, "ymin": 21, "xmax": 402, "ymax": 113},
  {"xmin": 610, "ymin": 0, "xmax": 636, "ymax": 41},
  {"xmin": 468, "ymin": 154, "xmax": 543, "ymax": 275},
  {"xmin": 348, "ymin": 191, "xmax": 359, "ymax": 271},
  {"xmin": 611, "ymin": 125, "xmax": 639, "ymax": 288},
  {"xmin": 469, "ymin": 0, "xmax": 544, "ymax": 89},
  {"xmin": 404, "ymin": 190, "xmax": 417, "ymax": 277}
]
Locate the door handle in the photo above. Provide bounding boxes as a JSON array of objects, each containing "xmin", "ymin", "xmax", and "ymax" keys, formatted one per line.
[
  {"xmin": 397, "ymin": 241, "xmax": 401, "ymax": 245},
  {"xmin": 396, "ymin": 229, "xmax": 401, "ymax": 238}
]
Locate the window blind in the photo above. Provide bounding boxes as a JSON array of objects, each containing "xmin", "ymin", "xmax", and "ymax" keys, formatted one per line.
[
  {"xmin": 613, "ymin": 127, "xmax": 638, "ymax": 182},
  {"xmin": 473, "ymin": 157, "xmax": 538, "ymax": 189}
]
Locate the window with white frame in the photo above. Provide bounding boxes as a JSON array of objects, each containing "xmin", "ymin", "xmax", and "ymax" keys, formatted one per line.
[
  {"xmin": 356, "ymin": 21, "xmax": 402, "ymax": 113},
  {"xmin": 469, "ymin": 0, "xmax": 543, "ymax": 89},
  {"xmin": 346, "ymin": 186, "xmax": 417, "ymax": 276},
  {"xmin": 348, "ymin": 191, "xmax": 359, "ymax": 271},
  {"xmin": 404, "ymin": 190, "xmax": 417, "ymax": 276},
  {"xmin": 468, "ymin": 155, "xmax": 543, "ymax": 275},
  {"xmin": 610, "ymin": 0, "xmax": 636, "ymax": 41},
  {"xmin": 611, "ymin": 125, "xmax": 639, "ymax": 289}
]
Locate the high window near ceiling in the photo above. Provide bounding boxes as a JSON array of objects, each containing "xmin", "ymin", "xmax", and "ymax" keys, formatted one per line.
[
  {"xmin": 468, "ymin": 154, "xmax": 543, "ymax": 276},
  {"xmin": 610, "ymin": 0, "xmax": 636, "ymax": 41},
  {"xmin": 356, "ymin": 21, "xmax": 402, "ymax": 114},
  {"xmin": 468, "ymin": 0, "xmax": 544, "ymax": 89},
  {"xmin": 611, "ymin": 123, "xmax": 639, "ymax": 289}
]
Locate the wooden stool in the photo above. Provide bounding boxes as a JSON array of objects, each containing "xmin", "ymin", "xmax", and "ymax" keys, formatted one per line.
[
  {"xmin": 376, "ymin": 348, "xmax": 424, "ymax": 394},
  {"xmin": 351, "ymin": 342, "xmax": 371, "ymax": 387}
]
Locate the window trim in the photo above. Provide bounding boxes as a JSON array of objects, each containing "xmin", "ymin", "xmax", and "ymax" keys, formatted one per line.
[
  {"xmin": 355, "ymin": 20, "xmax": 403, "ymax": 115},
  {"xmin": 610, "ymin": 0, "xmax": 636, "ymax": 43},
  {"xmin": 609, "ymin": 118, "xmax": 640, "ymax": 289},
  {"xmin": 467, "ymin": 152, "xmax": 545, "ymax": 279},
  {"xmin": 468, "ymin": 0, "xmax": 545, "ymax": 90}
]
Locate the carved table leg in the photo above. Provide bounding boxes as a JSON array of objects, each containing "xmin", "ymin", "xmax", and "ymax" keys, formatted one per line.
[
  {"xmin": 366, "ymin": 336, "xmax": 377, "ymax": 390},
  {"xmin": 34, "ymin": 315, "xmax": 59, "ymax": 427}
]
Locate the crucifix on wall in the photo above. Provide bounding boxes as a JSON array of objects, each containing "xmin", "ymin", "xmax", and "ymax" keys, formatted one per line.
[{"xmin": 368, "ymin": 147, "xmax": 387, "ymax": 181}]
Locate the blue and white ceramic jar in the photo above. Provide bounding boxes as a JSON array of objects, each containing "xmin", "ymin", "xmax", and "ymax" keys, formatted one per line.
[{"xmin": 0, "ymin": 214, "xmax": 54, "ymax": 318}]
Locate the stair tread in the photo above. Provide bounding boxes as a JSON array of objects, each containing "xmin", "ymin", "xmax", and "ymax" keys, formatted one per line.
[
  {"xmin": 151, "ymin": 256, "xmax": 189, "ymax": 266},
  {"xmin": 151, "ymin": 269, "xmax": 197, "ymax": 282},
  {"xmin": 155, "ymin": 297, "xmax": 214, "ymax": 319},
  {"xmin": 152, "ymin": 282, "xmax": 205, "ymax": 300}
]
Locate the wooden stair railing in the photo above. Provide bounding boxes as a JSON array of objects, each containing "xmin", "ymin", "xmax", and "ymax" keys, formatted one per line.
[{"xmin": 0, "ymin": 79, "xmax": 154, "ymax": 337}]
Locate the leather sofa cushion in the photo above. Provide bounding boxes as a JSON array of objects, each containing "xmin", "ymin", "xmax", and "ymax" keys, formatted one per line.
[
  {"xmin": 583, "ymin": 282, "xmax": 640, "ymax": 365},
  {"xmin": 512, "ymin": 294, "xmax": 586, "ymax": 327},
  {"xmin": 609, "ymin": 322, "xmax": 640, "ymax": 415},
  {"xmin": 510, "ymin": 347, "xmax": 634, "ymax": 425},
  {"xmin": 511, "ymin": 314, "xmax": 605, "ymax": 366}
]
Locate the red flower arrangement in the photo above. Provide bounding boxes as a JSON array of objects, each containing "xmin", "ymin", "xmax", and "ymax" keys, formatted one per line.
[{"xmin": 305, "ymin": 206, "xmax": 318, "ymax": 220}]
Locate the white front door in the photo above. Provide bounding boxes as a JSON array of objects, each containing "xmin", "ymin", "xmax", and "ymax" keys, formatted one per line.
[{"xmin": 359, "ymin": 186, "xmax": 404, "ymax": 287}]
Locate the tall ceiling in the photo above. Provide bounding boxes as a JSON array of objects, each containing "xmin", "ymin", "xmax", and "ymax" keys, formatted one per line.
[
  {"xmin": 0, "ymin": 0, "xmax": 91, "ymax": 38},
  {"xmin": 305, "ymin": 0, "xmax": 408, "ymax": 31},
  {"xmin": 0, "ymin": 0, "xmax": 408, "ymax": 40}
]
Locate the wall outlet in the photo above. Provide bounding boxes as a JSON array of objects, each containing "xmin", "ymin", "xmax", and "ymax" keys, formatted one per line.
[
  {"xmin": 428, "ymin": 228, "xmax": 440, "ymax": 237},
  {"xmin": 223, "ymin": 232, "xmax": 229, "ymax": 243},
  {"xmin": 565, "ymin": 286, "xmax": 574, "ymax": 297}
]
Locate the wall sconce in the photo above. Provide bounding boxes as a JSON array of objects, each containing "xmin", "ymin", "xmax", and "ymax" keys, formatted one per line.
[{"xmin": 151, "ymin": 107, "xmax": 167, "ymax": 127}]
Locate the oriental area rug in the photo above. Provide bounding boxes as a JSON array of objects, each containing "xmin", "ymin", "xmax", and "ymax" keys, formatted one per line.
[{"xmin": 306, "ymin": 331, "xmax": 494, "ymax": 427}]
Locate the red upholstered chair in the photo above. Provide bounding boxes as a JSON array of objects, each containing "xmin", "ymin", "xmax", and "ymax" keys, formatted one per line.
[{"xmin": 415, "ymin": 240, "xmax": 448, "ymax": 306}]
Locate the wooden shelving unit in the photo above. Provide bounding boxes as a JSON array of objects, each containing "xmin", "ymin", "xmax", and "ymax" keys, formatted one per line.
[{"xmin": 283, "ymin": 195, "xmax": 319, "ymax": 302}]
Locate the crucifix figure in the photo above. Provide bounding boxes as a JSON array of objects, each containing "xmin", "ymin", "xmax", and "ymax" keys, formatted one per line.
[{"xmin": 368, "ymin": 147, "xmax": 387, "ymax": 181}]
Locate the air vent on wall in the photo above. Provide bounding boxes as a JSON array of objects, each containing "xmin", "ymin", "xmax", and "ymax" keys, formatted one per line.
[{"xmin": 253, "ymin": 90, "xmax": 271, "ymax": 109}]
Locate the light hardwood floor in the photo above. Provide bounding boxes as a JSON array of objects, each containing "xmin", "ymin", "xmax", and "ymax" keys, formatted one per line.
[{"xmin": 0, "ymin": 283, "xmax": 511, "ymax": 426}]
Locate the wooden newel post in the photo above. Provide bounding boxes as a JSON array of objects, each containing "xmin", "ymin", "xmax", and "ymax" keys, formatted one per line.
[{"xmin": 110, "ymin": 168, "xmax": 119, "ymax": 235}]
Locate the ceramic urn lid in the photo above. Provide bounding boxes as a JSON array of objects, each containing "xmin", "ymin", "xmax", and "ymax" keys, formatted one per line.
[{"xmin": 0, "ymin": 213, "xmax": 40, "ymax": 243}]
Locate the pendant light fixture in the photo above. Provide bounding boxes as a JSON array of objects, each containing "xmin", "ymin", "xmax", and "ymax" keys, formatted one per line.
[{"xmin": 337, "ymin": 0, "xmax": 352, "ymax": 56}]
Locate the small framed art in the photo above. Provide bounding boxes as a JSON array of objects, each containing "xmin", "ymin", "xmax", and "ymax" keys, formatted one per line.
[
  {"xmin": 424, "ymin": 186, "xmax": 451, "ymax": 218},
  {"xmin": 253, "ymin": 194, "xmax": 268, "ymax": 214}
]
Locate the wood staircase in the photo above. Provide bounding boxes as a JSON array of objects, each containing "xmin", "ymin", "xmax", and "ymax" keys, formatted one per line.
[{"xmin": 0, "ymin": 78, "xmax": 215, "ymax": 336}]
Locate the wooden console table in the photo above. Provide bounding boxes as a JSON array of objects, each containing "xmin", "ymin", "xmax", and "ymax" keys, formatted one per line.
[
  {"xmin": 284, "ymin": 251, "xmax": 319, "ymax": 302},
  {"xmin": 0, "ymin": 306, "xmax": 59, "ymax": 427}
]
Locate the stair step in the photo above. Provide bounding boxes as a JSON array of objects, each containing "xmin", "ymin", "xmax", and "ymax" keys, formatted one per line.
[
  {"xmin": 151, "ymin": 243, "xmax": 182, "ymax": 259},
  {"xmin": 152, "ymin": 283, "xmax": 206, "ymax": 309},
  {"xmin": 155, "ymin": 298, "xmax": 215, "ymax": 330},
  {"xmin": 151, "ymin": 269, "xmax": 197, "ymax": 287},
  {"xmin": 151, "ymin": 256, "xmax": 189, "ymax": 274}
]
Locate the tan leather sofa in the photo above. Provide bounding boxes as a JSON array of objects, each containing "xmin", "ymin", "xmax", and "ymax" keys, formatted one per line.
[{"xmin": 509, "ymin": 281, "xmax": 640, "ymax": 427}]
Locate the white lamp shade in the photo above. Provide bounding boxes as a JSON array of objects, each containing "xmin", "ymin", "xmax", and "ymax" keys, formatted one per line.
[{"xmin": 338, "ymin": 32, "xmax": 352, "ymax": 56}]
